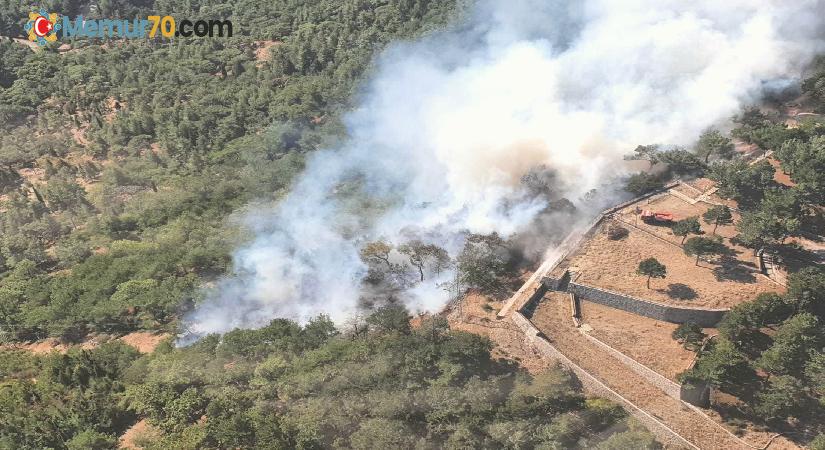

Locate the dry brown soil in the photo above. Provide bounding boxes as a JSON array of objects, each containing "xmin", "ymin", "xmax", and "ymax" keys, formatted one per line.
[
  {"xmin": 566, "ymin": 217, "xmax": 783, "ymax": 309},
  {"xmin": 119, "ymin": 419, "xmax": 160, "ymax": 449},
  {"xmin": 581, "ymin": 301, "xmax": 698, "ymax": 381},
  {"xmin": 447, "ymin": 291, "xmax": 553, "ymax": 374},
  {"xmin": 530, "ymin": 293, "xmax": 796, "ymax": 450},
  {"xmin": 2, "ymin": 332, "xmax": 170, "ymax": 355}
]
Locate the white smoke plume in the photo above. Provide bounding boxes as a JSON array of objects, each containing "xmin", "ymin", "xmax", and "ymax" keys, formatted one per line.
[{"xmin": 180, "ymin": 0, "xmax": 825, "ymax": 340}]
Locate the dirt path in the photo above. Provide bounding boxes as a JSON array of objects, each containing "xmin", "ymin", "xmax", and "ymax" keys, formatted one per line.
[
  {"xmin": 531, "ymin": 293, "xmax": 757, "ymax": 450},
  {"xmin": 1, "ymin": 332, "xmax": 171, "ymax": 355}
]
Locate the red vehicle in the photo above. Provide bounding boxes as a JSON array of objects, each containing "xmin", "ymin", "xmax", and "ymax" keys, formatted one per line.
[{"xmin": 640, "ymin": 210, "xmax": 674, "ymax": 224}]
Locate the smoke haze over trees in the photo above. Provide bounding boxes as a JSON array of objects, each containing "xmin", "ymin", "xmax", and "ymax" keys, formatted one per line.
[{"xmin": 184, "ymin": 0, "xmax": 825, "ymax": 338}]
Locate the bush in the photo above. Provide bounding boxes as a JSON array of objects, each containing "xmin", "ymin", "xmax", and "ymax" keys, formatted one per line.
[
  {"xmin": 596, "ymin": 429, "xmax": 660, "ymax": 450},
  {"xmin": 809, "ymin": 434, "xmax": 825, "ymax": 450},
  {"xmin": 66, "ymin": 430, "xmax": 118, "ymax": 450},
  {"xmin": 672, "ymin": 322, "xmax": 706, "ymax": 350},
  {"xmin": 606, "ymin": 224, "xmax": 629, "ymax": 240}
]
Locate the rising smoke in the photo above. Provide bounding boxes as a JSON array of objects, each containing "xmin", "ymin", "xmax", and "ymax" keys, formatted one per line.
[{"xmin": 179, "ymin": 0, "xmax": 825, "ymax": 341}]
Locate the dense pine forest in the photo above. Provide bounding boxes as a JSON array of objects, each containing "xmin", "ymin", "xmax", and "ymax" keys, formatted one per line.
[{"xmin": 0, "ymin": 306, "xmax": 657, "ymax": 449}]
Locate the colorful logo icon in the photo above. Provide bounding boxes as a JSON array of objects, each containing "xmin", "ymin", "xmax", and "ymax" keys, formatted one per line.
[{"xmin": 25, "ymin": 9, "xmax": 61, "ymax": 46}]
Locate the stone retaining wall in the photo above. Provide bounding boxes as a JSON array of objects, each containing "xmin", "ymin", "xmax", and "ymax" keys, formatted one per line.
[
  {"xmin": 680, "ymin": 383, "xmax": 711, "ymax": 408},
  {"xmin": 569, "ymin": 283, "xmax": 727, "ymax": 327},
  {"xmin": 499, "ymin": 182, "xmax": 680, "ymax": 319},
  {"xmin": 514, "ymin": 282, "xmax": 549, "ymax": 317},
  {"xmin": 542, "ymin": 274, "xmax": 565, "ymax": 291},
  {"xmin": 570, "ymin": 292, "xmax": 581, "ymax": 319},
  {"xmin": 499, "ymin": 178, "xmax": 769, "ymax": 448},
  {"xmin": 580, "ymin": 331, "xmax": 682, "ymax": 399},
  {"xmin": 511, "ymin": 311, "xmax": 698, "ymax": 450}
]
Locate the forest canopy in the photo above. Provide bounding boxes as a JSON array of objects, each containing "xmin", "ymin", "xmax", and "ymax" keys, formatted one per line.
[
  {"xmin": 0, "ymin": 307, "xmax": 654, "ymax": 449},
  {"xmin": 0, "ymin": 0, "xmax": 461, "ymax": 341}
]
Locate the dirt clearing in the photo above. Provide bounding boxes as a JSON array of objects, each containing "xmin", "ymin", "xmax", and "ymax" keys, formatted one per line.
[
  {"xmin": 118, "ymin": 332, "xmax": 171, "ymax": 353},
  {"xmin": 448, "ymin": 291, "xmax": 553, "ymax": 374},
  {"xmin": 564, "ymin": 219, "xmax": 782, "ymax": 309},
  {"xmin": 1, "ymin": 332, "xmax": 171, "ymax": 355},
  {"xmin": 581, "ymin": 302, "xmax": 699, "ymax": 380},
  {"xmin": 614, "ymin": 191, "xmax": 739, "ymax": 242},
  {"xmin": 119, "ymin": 419, "xmax": 160, "ymax": 449}
]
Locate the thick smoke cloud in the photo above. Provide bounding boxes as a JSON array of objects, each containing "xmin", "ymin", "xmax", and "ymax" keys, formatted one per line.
[{"xmin": 180, "ymin": 0, "xmax": 825, "ymax": 341}]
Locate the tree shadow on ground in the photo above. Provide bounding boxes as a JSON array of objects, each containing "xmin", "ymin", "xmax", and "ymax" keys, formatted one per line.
[
  {"xmin": 801, "ymin": 210, "xmax": 825, "ymax": 237},
  {"xmin": 712, "ymin": 256, "xmax": 757, "ymax": 283},
  {"xmin": 662, "ymin": 283, "xmax": 697, "ymax": 300},
  {"xmin": 736, "ymin": 330, "xmax": 774, "ymax": 359},
  {"xmin": 776, "ymin": 242, "xmax": 824, "ymax": 266},
  {"xmin": 712, "ymin": 398, "xmax": 757, "ymax": 434}
]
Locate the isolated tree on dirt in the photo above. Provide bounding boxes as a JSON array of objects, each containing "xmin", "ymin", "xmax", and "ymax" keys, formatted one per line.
[
  {"xmin": 606, "ymin": 223, "xmax": 629, "ymax": 240},
  {"xmin": 683, "ymin": 236, "xmax": 726, "ymax": 266},
  {"xmin": 696, "ymin": 128, "xmax": 735, "ymax": 163},
  {"xmin": 702, "ymin": 205, "xmax": 733, "ymax": 235},
  {"xmin": 636, "ymin": 258, "xmax": 666, "ymax": 289},
  {"xmin": 398, "ymin": 240, "xmax": 450, "ymax": 282},
  {"xmin": 672, "ymin": 322, "xmax": 706, "ymax": 350},
  {"xmin": 672, "ymin": 216, "xmax": 701, "ymax": 244}
]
